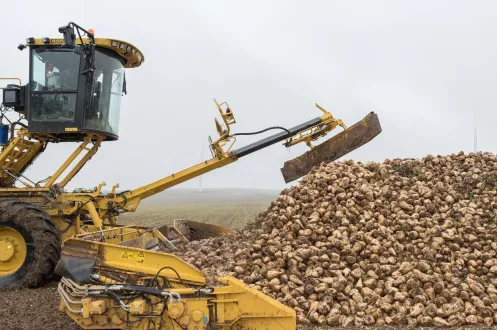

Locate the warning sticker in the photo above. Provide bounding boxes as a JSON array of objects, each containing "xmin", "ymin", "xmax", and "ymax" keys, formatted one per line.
[{"xmin": 121, "ymin": 251, "xmax": 145, "ymax": 263}]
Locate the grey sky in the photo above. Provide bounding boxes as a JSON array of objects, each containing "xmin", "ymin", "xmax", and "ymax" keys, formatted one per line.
[{"xmin": 2, "ymin": 1, "xmax": 497, "ymax": 190}]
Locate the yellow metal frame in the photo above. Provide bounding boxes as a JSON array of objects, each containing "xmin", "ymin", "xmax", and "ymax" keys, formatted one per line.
[
  {"xmin": 28, "ymin": 37, "xmax": 144, "ymax": 68},
  {"xmin": 60, "ymin": 232, "xmax": 296, "ymax": 329},
  {"xmin": 44, "ymin": 134, "xmax": 103, "ymax": 188},
  {"xmin": 0, "ymin": 130, "xmax": 102, "ymax": 190},
  {"xmin": 0, "ymin": 133, "xmax": 45, "ymax": 187},
  {"xmin": 285, "ymin": 103, "xmax": 347, "ymax": 149},
  {"xmin": 116, "ymin": 156, "xmax": 237, "ymax": 212},
  {"xmin": 60, "ymin": 276, "xmax": 296, "ymax": 329},
  {"xmin": 63, "ymin": 232, "xmax": 206, "ymax": 285}
]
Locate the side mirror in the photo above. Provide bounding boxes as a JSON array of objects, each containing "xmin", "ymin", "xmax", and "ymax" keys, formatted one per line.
[{"xmin": 59, "ymin": 25, "xmax": 75, "ymax": 47}]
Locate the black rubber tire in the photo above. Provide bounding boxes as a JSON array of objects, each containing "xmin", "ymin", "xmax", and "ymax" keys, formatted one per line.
[{"xmin": 0, "ymin": 200, "xmax": 61, "ymax": 288}]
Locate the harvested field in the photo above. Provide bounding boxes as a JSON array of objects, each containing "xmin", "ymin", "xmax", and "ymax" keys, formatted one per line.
[{"xmin": 119, "ymin": 188, "xmax": 278, "ymax": 229}]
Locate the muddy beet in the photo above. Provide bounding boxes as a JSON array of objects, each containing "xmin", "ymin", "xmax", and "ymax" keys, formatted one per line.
[{"xmin": 175, "ymin": 152, "xmax": 497, "ymax": 327}]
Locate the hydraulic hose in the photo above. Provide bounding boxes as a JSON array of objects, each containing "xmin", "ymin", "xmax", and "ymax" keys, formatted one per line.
[
  {"xmin": 231, "ymin": 126, "xmax": 291, "ymax": 137},
  {"xmin": 231, "ymin": 116, "xmax": 322, "ymax": 158}
]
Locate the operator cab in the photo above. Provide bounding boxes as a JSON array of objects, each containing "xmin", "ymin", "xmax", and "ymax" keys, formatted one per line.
[{"xmin": 3, "ymin": 23, "xmax": 144, "ymax": 141}]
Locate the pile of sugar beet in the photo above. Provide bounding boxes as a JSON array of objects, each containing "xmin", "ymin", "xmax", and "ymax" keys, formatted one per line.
[{"xmin": 175, "ymin": 152, "xmax": 497, "ymax": 327}]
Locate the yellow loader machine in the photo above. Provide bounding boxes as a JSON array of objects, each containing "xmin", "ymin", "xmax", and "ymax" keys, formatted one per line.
[{"xmin": 0, "ymin": 23, "xmax": 382, "ymax": 329}]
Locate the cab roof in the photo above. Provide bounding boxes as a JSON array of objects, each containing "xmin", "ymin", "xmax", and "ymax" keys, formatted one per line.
[{"xmin": 29, "ymin": 37, "xmax": 144, "ymax": 68}]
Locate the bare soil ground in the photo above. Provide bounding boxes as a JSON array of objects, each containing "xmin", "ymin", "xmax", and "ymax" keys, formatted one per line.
[{"xmin": 0, "ymin": 284, "xmax": 78, "ymax": 330}]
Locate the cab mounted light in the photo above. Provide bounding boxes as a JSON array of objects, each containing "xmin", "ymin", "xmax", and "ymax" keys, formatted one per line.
[
  {"xmin": 119, "ymin": 43, "xmax": 126, "ymax": 50},
  {"xmin": 126, "ymin": 46, "xmax": 132, "ymax": 52},
  {"xmin": 26, "ymin": 37, "xmax": 35, "ymax": 44},
  {"xmin": 42, "ymin": 37, "xmax": 50, "ymax": 44},
  {"xmin": 111, "ymin": 40, "xmax": 118, "ymax": 47}
]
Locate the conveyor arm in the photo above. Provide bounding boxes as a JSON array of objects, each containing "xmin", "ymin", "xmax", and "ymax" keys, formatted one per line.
[{"xmin": 114, "ymin": 101, "xmax": 347, "ymax": 211}]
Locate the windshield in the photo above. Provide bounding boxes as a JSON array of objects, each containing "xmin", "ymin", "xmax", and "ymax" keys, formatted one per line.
[
  {"xmin": 85, "ymin": 49, "xmax": 124, "ymax": 136},
  {"xmin": 30, "ymin": 48, "xmax": 80, "ymax": 121}
]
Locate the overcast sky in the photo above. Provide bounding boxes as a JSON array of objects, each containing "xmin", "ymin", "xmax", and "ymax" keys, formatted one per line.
[{"xmin": 2, "ymin": 1, "xmax": 497, "ymax": 191}]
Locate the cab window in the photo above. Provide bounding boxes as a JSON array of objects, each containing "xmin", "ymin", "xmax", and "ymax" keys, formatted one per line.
[{"xmin": 30, "ymin": 48, "xmax": 80, "ymax": 121}]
